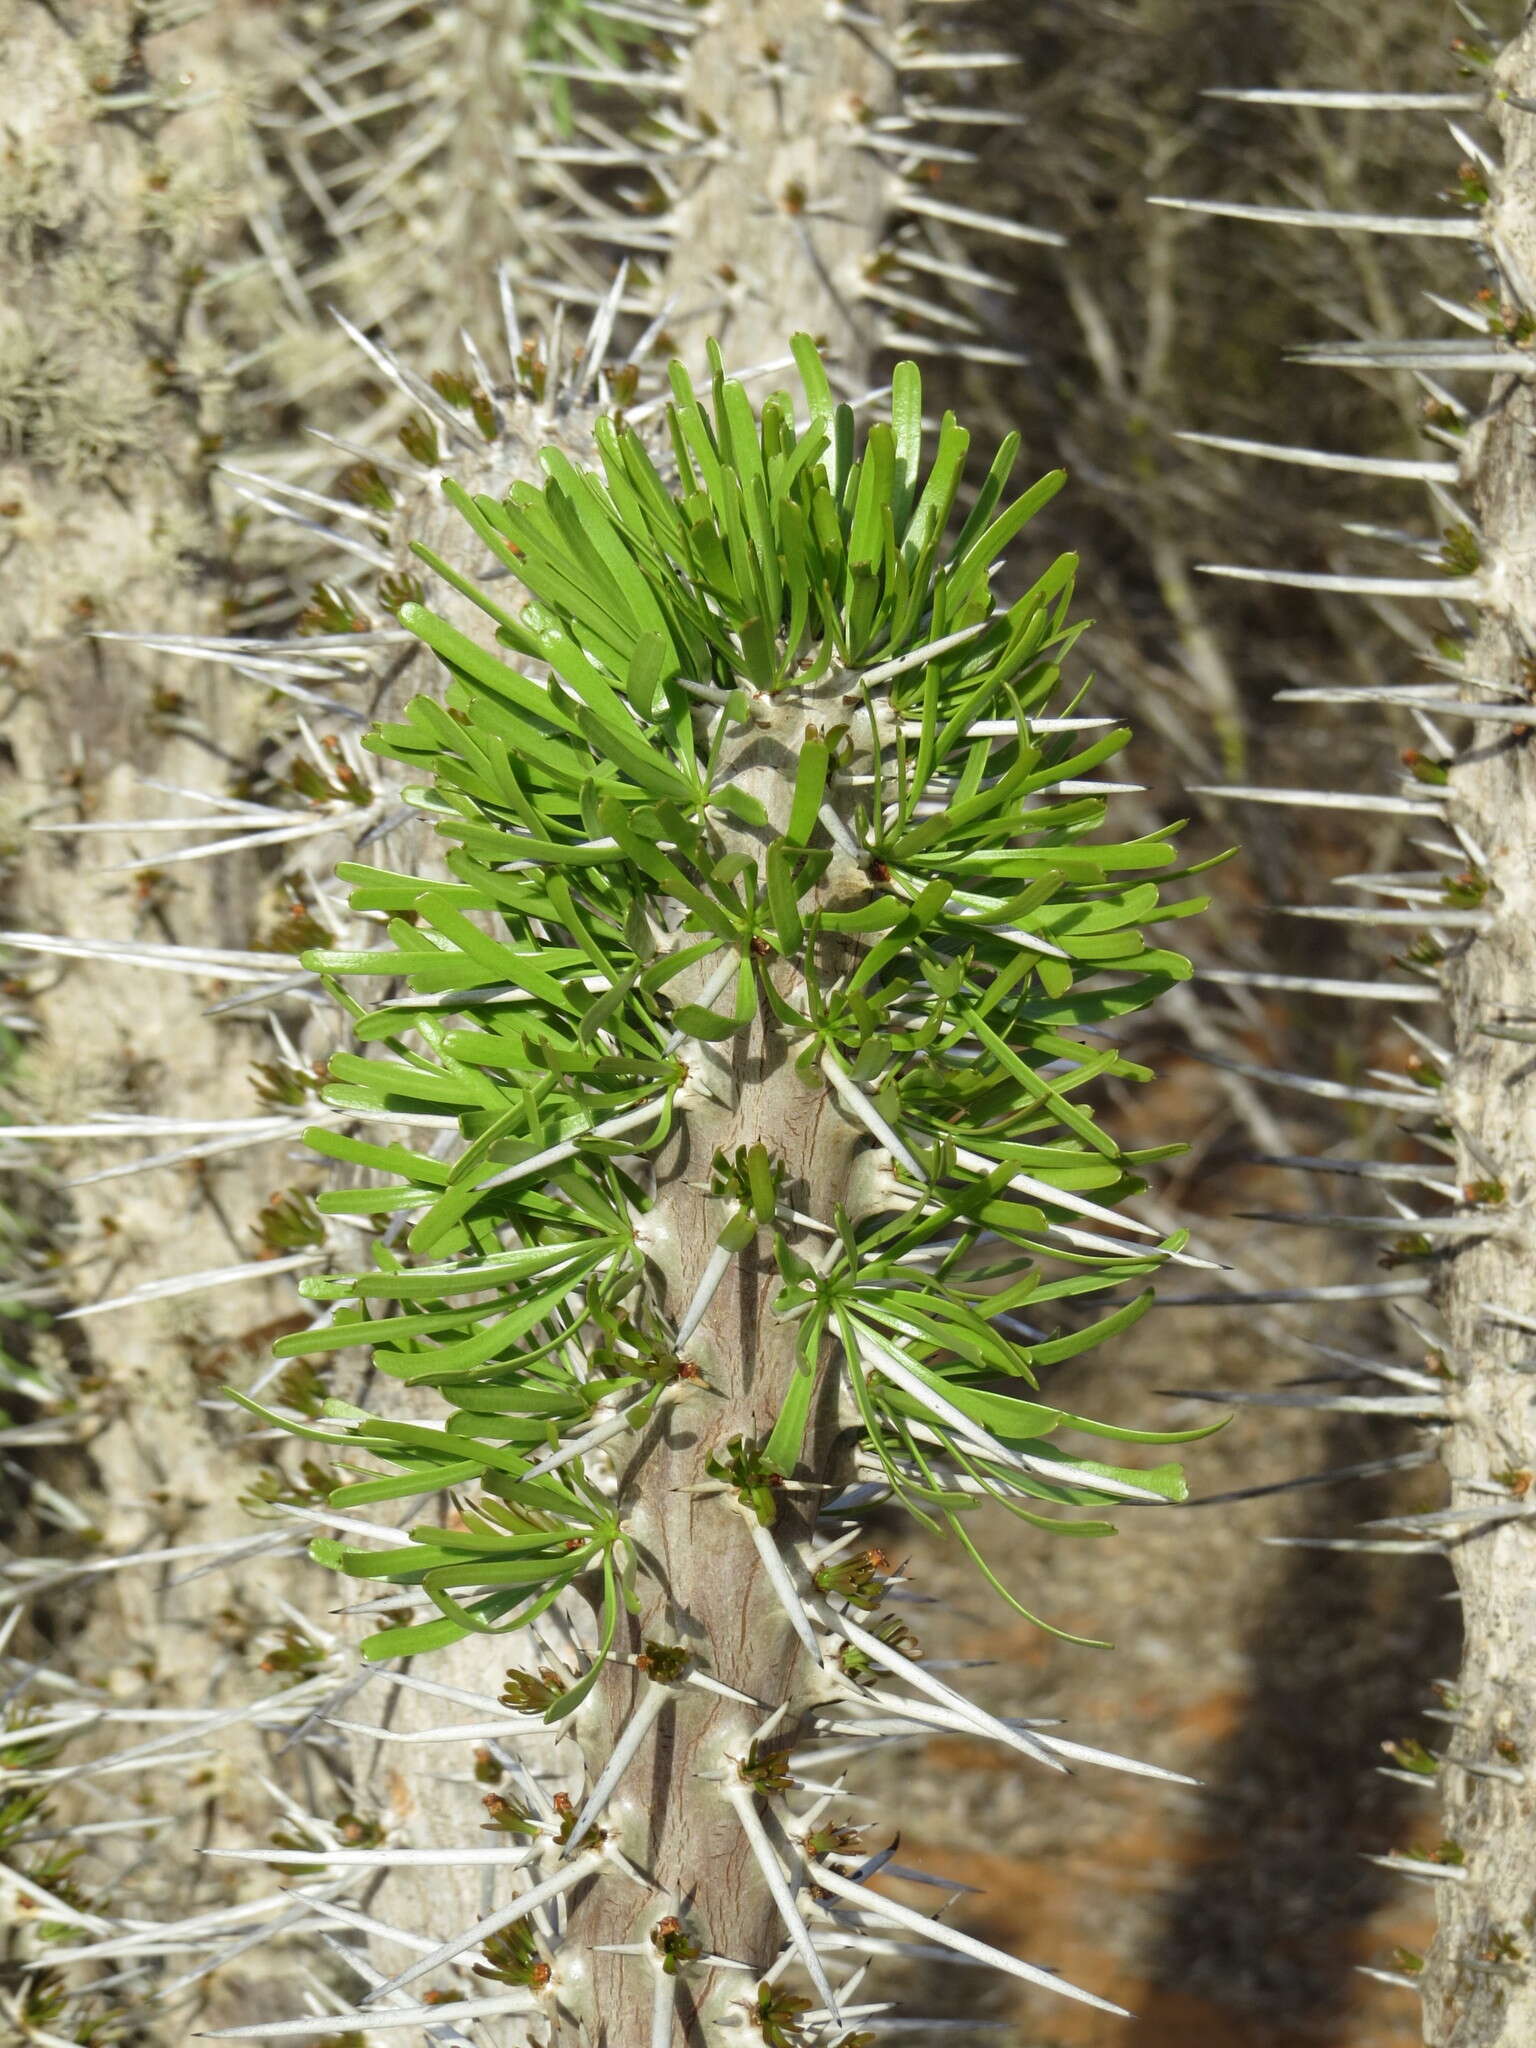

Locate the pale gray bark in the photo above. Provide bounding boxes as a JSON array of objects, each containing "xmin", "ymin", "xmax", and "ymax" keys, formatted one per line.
[
  {"xmin": 661, "ymin": 0, "xmax": 899, "ymax": 380},
  {"xmin": 554, "ymin": 689, "xmax": 872, "ymax": 2046},
  {"xmin": 0, "ymin": 1, "xmax": 334, "ymax": 2021},
  {"xmin": 329, "ymin": 15, "xmax": 905, "ymax": 2039},
  {"xmin": 0, "ymin": 8, "xmax": 286, "ymax": 1635},
  {"xmin": 549, "ymin": 11, "xmax": 900, "ymax": 2037},
  {"xmin": 1420, "ymin": 18, "xmax": 1536, "ymax": 2046}
]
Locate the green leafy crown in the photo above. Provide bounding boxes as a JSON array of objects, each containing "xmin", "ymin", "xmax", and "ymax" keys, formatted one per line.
[{"xmin": 243, "ymin": 335, "xmax": 1219, "ymax": 1682}]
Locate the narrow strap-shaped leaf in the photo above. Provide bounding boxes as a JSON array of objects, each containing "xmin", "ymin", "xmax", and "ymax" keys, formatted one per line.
[
  {"xmin": 791, "ymin": 332, "xmax": 835, "ymax": 449},
  {"xmin": 670, "ymin": 953, "xmax": 754, "ymax": 1040},
  {"xmin": 786, "ymin": 737, "xmax": 831, "ymax": 845},
  {"xmin": 597, "ymin": 796, "xmax": 744, "ymax": 940},
  {"xmin": 543, "ymin": 1550, "xmax": 621, "ymax": 1723},
  {"xmin": 889, "ymin": 359, "xmax": 924, "ymax": 537},
  {"xmin": 765, "ymin": 840, "xmax": 805, "ymax": 955},
  {"xmin": 399, "ymin": 603, "xmax": 583, "ymax": 740}
]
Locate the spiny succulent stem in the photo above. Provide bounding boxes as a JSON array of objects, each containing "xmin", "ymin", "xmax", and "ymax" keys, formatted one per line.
[
  {"xmin": 189, "ymin": 304, "xmax": 1210, "ymax": 2048},
  {"xmin": 1418, "ymin": 23, "xmax": 1536, "ymax": 2045}
]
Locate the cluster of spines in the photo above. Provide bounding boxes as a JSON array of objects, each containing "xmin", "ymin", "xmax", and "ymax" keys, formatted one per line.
[{"xmin": 225, "ymin": 0, "xmax": 1054, "ymax": 513}]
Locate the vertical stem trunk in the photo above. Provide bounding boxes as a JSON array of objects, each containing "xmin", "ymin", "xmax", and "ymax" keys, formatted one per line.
[
  {"xmin": 0, "ymin": 4, "xmax": 338, "ymax": 2013},
  {"xmin": 1421, "ymin": 19, "xmax": 1536, "ymax": 2045},
  {"xmin": 2, "ymin": 0, "xmax": 283, "ymax": 1678},
  {"xmin": 661, "ymin": 0, "xmax": 898, "ymax": 377},
  {"xmin": 557, "ymin": 683, "xmax": 869, "ymax": 2045},
  {"xmin": 550, "ymin": 20, "xmax": 902, "ymax": 2025}
]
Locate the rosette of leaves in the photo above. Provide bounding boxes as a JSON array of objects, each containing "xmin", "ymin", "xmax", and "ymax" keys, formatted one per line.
[{"xmin": 241, "ymin": 335, "xmax": 1220, "ymax": 2030}]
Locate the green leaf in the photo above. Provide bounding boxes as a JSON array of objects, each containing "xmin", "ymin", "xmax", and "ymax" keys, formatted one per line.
[
  {"xmin": 1025, "ymin": 1288, "xmax": 1157, "ymax": 1365},
  {"xmin": 399, "ymin": 603, "xmax": 581, "ymax": 740},
  {"xmin": 543, "ymin": 1551, "xmax": 621, "ymax": 1723},
  {"xmin": 791, "ymin": 332, "xmax": 835, "ymax": 449},
  {"xmin": 947, "ymin": 1520, "xmax": 1114, "ymax": 1647},
  {"xmin": 670, "ymin": 954, "xmax": 755, "ymax": 1040},
  {"xmin": 1021, "ymin": 1443, "xmax": 1191, "ymax": 1505},
  {"xmin": 765, "ymin": 840, "xmax": 805, "ymax": 954},
  {"xmin": 763, "ymin": 1322, "xmax": 822, "ymax": 1477},
  {"xmin": 597, "ymin": 796, "xmax": 745, "ymax": 940},
  {"xmin": 786, "ymin": 737, "xmax": 831, "ymax": 845},
  {"xmin": 889, "ymin": 359, "xmax": 923, "ymax": 537}
]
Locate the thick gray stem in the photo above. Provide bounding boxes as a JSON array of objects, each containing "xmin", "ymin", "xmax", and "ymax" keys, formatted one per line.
[
  {"xmin": 662, "ymin": 0, "xmax": 898, "ymax": 378},
  {"xmin": 0, "ymin": 4, "xmax": 342, "ymax": 2021},
  {"xmin": 554, "ymin": 682, "xmax": 871, "ymax": 2046},
  {"xmin": 548, "ymin": 10, "xmax": 900, "ymax": 2035},
  {"xmin": 1420, "ymin": 21, "xmax": 1536, "ymax": 2045}
]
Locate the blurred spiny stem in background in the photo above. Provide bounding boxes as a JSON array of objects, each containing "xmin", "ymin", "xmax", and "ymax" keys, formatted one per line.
[
  {"xmin": 1156, "ymin": 4, "xmax": 1536, "ymax": 2043},
  {"xmin": 1418, "ymin": 18, "xmax": 1536, "ymax": 2044},
  {"xmin": 230, "ymin": 337, "xmax": 1220, "ymax": 2041}
]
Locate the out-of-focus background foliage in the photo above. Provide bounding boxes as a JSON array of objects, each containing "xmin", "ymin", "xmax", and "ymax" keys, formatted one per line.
[{"xmin": 1, "ymin": 0, "xmax": 1513, "ymax": 2040}]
